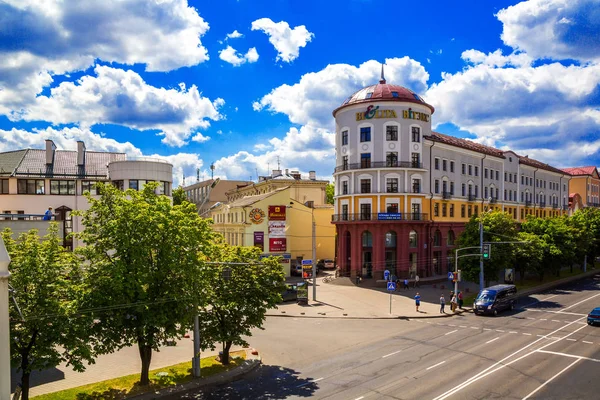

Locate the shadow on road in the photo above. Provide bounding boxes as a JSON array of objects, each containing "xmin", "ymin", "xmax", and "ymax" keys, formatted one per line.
[
  {"xmin": 179, "ymin": 364, "xmax": 318, "ymax": 399},
  {"xmin": 11, "ymin": 367, "xmax": 65, "ymax": 393}
]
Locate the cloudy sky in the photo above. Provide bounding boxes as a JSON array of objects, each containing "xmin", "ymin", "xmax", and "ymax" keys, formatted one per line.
[{"xmin": 1, "ymin": 0, "xmax": 599, "ymax": 186}]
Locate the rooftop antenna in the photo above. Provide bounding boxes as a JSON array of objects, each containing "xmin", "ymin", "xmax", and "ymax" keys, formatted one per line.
[
  {"xmin": 277, "ymin": 155, "xmax": 280, "ymax": 171},
  {"xmin": 379, "ymin": 63, "xmax": 386, "ymax": 84},
  {"xmin": 210, "ymin": 163, "xmax": 215, "ymax": 179},
  {"xmin": 196, "ymin": 168, "xmax": 200, "ymax": 183},
  {"xmin": 183, "ymin": 173, "xmax": 186, "ymax": 186},
  {"xmin": 267, "ymin": 162, "xmax": 270, "ymax": 175},
  {"xmin": 255, "ymin": 167, "xmax": 259, "ymax": 181}
]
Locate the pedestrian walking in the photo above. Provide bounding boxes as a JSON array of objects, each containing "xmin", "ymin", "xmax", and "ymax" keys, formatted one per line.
[
  {"xmin": 451, "ymin": 294, "xmax": 457, "ymax": 312},
  {"xmin": 440, "ymin": 294, "xmax": 446, "ymax": 313},
  {"xmin": 414, "ymin": 274, "xmax": 420, "ymax": 288},
  {"xmin": 404, "ymin": 278, "xmax": 409, "ymax": 290},
  {"xmin": 414, "ymin": 292, "xmax": 421, "ymax": 312},
  {"xmin": 43, "ymin": 206, "xmax": 52, "ymax": 220},
  {"xmin": 458, "ymin": 291, "xmax": 464, "ymax": 309}
]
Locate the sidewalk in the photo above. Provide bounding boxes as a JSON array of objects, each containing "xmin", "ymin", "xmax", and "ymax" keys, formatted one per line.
[{"xmin": 271, "ymin": 275, "xmax": 479, "ymax": 319}]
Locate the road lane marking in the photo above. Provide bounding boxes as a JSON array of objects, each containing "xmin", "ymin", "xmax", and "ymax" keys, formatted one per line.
[
  {"xmin": 558, "ymin": 292, "xmax": 600, "ymax": 313},
  {"xmin": 483, "ymin": 328, "xmax": 491, "ymax": 331},
  {"xmin": 566, "ymin": 338, "xmax": 577, "ymax": 341},
  {"xmin": 526, "ymin": 317, "xmax": 536, "ymax": 320},
  {"xmin": 432, "ymin": 317, "xmax": 587, "ymax": 400},
  {"xmin": 296, "ymin": 377, "xmax": 324, "ymax": 388},
  {"xmin": 445, "ymin": 330, "xmax": 458, "ymax": 336},
  {"xmin": 486, "ymin": 337, "xmax": 500, "ymax": 344},
  {"xmin": 524, "ymin": 309, "xmax": 587, "ymax": 316},
  {"xmin": 582, "ymin": 341, "xmax": 593, "ymax": 344},
  {"xmin": 522, "ymin": 333, "xmax": 532, "ymax": 336},
  {"xmin": 470, "ymin": 327, "xmax": 479, "ymax": 330},
  {"xmin": 448, "ymin": 324, "xmax": 456, "ymax": 327},
  {"xmin": 459, "ymin": 325, "xmax": 467, "ymax": 328},
  {"xmin": 551, "ymin": 320, "xmax": 561, "ymax": 322},
  {"xmin": 382, "ymin": 350, "xmax": 402, "ymax": 358},
  {"xmin": 354, "ymin": 397, "xmax": 365, "ymax": 400},
  {"xmin": 522, "ymin": 359, "xmax": 580, "ymax": 400},
  {"xmin": 509, "ymin": 331, "xmax": 518, "ymax": 334},
  {"xmin": 496, "ymin": 330, "xmax": 505, "ymax": 332},
  {"xmin": 537, "ymin": 350, "xmax": 600, "ymax": 363},
  {"xmin": 540, "ymin": 319, "xmax": 547, "ymax": 321},
  {"xmin": 426, "ymin": 361, "xmax": 446, "ymax": 370}
]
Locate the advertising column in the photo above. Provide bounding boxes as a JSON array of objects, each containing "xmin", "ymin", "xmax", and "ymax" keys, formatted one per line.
[{"xmin": 268, "ymin": 205, "xmax": 290, "ymax": 275}]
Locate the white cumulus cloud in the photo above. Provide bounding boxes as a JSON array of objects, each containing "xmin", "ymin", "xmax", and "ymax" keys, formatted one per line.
[
  {"xmin": 251, "ymin": 18, "xmax": 314, "ymax": 62},
  {"xmin": 0, "ymin": 0, "xmax": 210, "ymax": 112},
  {"xmin": 253, "ymin": 57, "xmax": 429, "ymax": 129},
  {"xmin": 497, "ymin": 0, "xmax": 600, "ymax": 63},
  {"xmin": 219, "ymin": 46, "xmax": 260, "ymax": 66},
  {"xmin": 461, "ymin": 49, "xmax": 533, "ymax": 68},
  {"xmin": 11, "ymin": 66, "xmax": 224, "ymax": 147},
  {"xmin": 226, "ymin": 30, "xmax": 244, "ymax": 39}
]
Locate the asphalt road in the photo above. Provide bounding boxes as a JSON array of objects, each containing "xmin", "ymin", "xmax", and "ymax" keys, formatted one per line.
[{"xmin": 181, "ymin": 274, "xmax": 600, "ymax": 400}]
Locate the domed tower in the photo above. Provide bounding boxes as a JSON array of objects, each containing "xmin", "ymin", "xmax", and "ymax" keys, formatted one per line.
[{"xmin": 332, "ymin": 67, "xmax": 435, "ymax": 281}]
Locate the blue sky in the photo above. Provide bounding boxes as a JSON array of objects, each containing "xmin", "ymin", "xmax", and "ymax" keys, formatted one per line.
[{"xmin": 1, "ymin": 0, "xmax": 599, "ymax": 186}]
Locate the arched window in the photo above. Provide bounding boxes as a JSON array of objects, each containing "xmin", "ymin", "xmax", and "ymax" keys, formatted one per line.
[
  {"xmin": 434, "ymin": 229, "xmax": 442, "ymax": 247},
  {"xmin": 409, "ymin": 230, "xmax": 418, "ymax": 248},
  {"xmin": 362, "ymin": 231, "xmax": 373, "ymax": 247},
  {"xmin": 385, "ymin": 231, "xmax": 397, "ymax": 248},
  {"xmin": 447, "ymin": 230, "xmax": 455, "ymax": 246}
]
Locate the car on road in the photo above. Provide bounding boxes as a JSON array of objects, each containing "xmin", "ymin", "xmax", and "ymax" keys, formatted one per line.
[
  {"xmin": 587, "ymin": 307, "xmax": 600, "ymax": 325},
  {"xmin": 473, "ymin": 284, "xmax": 517, "ymax": 316},
  {"xmin": 280, "ymin": 284, "xmax": 298, "ymax": 302},
  {"xmin": 324, "ymin": 259, "xmax": 335, "ymax": 269}
]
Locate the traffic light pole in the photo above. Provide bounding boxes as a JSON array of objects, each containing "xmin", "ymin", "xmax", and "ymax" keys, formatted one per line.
[
  {"xmin": 479, "ymin": 221, "xmax": 484, "ymax": 292},
  {"xmin": 455, "ymin": 246, "xmax": 482, "ymax": 298}
]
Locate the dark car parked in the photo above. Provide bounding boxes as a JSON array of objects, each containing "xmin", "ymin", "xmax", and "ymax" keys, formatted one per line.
[
  {"xmin": 587, "ymin": 307, "xmax": 600, "ymax": 325},
  {"xmin": 280, "ymin": 284, "xmax": 298, "ymax": 302},
  {"xmin": 473, "ymin": 284, "xmax": 517, "ymax": 316}
]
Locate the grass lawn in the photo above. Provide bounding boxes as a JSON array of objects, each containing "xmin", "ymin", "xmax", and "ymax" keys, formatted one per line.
[
  {"xmin": 32, "ymin": 350, "xmax": 246, "ymax": 400},
  {"xmin": 462, "ymin": 267, "xmax": 595, "ymax": 306}
]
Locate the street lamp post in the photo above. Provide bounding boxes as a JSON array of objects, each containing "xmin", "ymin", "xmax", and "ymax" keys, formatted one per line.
[
  {"xmin": 0, "ymin": 237, "xmax": 11, "ymax": 400},
  {"xmin": 288, "ymin": 202, "xmax": 317, "ymax": 301}
]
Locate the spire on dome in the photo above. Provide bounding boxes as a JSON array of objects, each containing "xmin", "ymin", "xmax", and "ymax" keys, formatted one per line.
[{"xmin": 379, "ymin": 63, "xmax": 386, "ymax": 84}]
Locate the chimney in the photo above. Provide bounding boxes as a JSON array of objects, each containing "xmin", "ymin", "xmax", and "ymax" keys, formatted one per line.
[
  {"xmin": 309, "ymin": 170, "xmax": 316, "ymax": 180},
  {"xmin": 45, "ymin": 139, "xmax": 56, "ymax": 165},
  {"xmin": 285, "ymin": 168, "xmax": 289, "ymax": 175},
  {"xmin": 77, "ymin": 141, "xmax": 86, "ymax": 166},
  {"xmin": 272, "ymin": 169, "xmax": 282, "ymax": 177}
]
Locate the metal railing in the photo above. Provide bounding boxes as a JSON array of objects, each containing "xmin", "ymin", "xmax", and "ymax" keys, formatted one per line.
[
  {"xmin": 539, "ymin": 201, "xmax": 546, "ymax": 208},
  {"xmin": 489, "ymin": 197, "xmax": 498, "ymax": 203},
  {"xmin": 332, "ymin": 213, "xmax": 429, "ymax": 222},
  {"xmin": 0, "ymin": 213, "xmax": 56, "ymax": 221},
  {"xmin": 552, "ymin": 203, "xmax": 559, "ymax": 209},
  {"xmin": 334, "ymin": 161, "xmax": 423, "ymax": 173},
  {"xmin": 467, "ymin": 194, "xmax": 477, "ymax": 202},
  {"xmin": 442, "ymin": 191, "xmax": 452, "ymax": 200},
  {"xmin": 525, "ymin": 200, "xmax": 533, "ymax": 207},
  {"xmin": 588, "ymin": 202, "xmax": 600, "ymax": 208}
]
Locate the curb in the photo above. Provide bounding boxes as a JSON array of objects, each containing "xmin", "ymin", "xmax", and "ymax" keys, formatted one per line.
[
  {"xmin": 516, "ymin": 269, "xmax": 598, "ymax": 300},
  {"xmin": 129, "ymin": 348, "xmax": 261, "ymax": 399},
  {"xmin": 266, "ymin": 308, "xmax": 472, "ymax": 320}
]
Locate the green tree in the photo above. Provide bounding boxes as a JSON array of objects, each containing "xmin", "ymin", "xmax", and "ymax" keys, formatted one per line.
[
  {"xmin": 521, "ymin": 215, "xmax": 576, "ymax": 278},
  {"xmin": 172, "ymin": 186, "xmax": 188, "ymax": 206},
  {"xmin": 76, "ymin": 182, "xmax": 213, "ymax": 385},
  {"xmin": 5, "ymin": 225, "xmax": 94, "ymax": 400},
  {"xmin": 455, "ymin": 211, "xmax": 517, "ymax": 286},
  {"xmin": 514, "ymin": 231, "xmax": 546, "ymax": 282},
  {"xmin": 326, "ymin": 183, "xmax": 334, "ymax": 205},
  {"xmin": 570, "ymin": 207, "xmax": 600, "ymax": 266},
  {"xmin": 198, "ymin": 241, "xmax": 285, "ymax": 365}
]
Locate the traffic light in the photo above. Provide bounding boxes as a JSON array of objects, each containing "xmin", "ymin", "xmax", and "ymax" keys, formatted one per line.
[{"xmin": 482, "ymin": 243, "xmax": 491, "ymax": 259}]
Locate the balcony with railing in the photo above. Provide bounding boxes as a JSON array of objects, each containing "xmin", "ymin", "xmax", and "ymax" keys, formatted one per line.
[
  {"xmin": 334, "ymin": 160, "xmax": 424, "ymax": 173},
  {"xmin": 539, "ymin": 201, "xmax": 546, "ymax": 208},
  {"xmin": 442, "ymin": 191, "xmax": 452, "ymax": 200},
  {"xmin": 332, "ymin": 213, "xmax": 429, "ymax": 222},
  {"xmin": 489, "ymin": 197, "xmax": 498, "ymax": 204},
  {"xmin": 525, "ymin": 200, "xmax": 533, "ymax": 207},
  {"xmin": 563, "ymin": 205, "xmax": 569, "ymax": 210},
  {"xmin": 588, "ymin": 202, "xmax": 600, "ymax": 208},
  {"xmin": 552, "ymin": 203, "xmax": 559, "ymax": 209},
  {"xmin": 467, "ymin": 194, "xmax": 477, "ymax": 202}
]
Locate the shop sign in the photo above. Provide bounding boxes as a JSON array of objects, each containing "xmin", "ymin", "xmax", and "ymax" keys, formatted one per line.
[
  {"xmin": 355, "ymin": 105, "xmax": 397, "ymax": 121},
  {"xmin": 402, "ymin": 109, "xmax": 429, "ymax": 122},
  {"xmin": 249, "ymin": 208, "xmax": 265, "ymax": 224},
  {"xmin": 254, "ymin": 231, "xmax": 264, "ymax": 251},
  {"xmin": 268, "ymin": 220, "xmax": 286, "ymax": 238},
  {"xmin": 378, "ymin": 213, "xmax": 402, "ymax": 220},
  {"xmin": 269, "ymin": 238, "xmax": 287, "ymax": 252},
  {"xmin": 268, "ymin": 205, "xmax": 286, "ymax": 220}
]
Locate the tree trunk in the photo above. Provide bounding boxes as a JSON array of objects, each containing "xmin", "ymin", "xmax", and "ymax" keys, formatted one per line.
[
  {"xmin": 138, "ymin": 342, "xmax": 153, "ymax": 386},
  {"xmin": 221, "ymin": 341, "xmax": 232, "ymax": 365},
  {"xmin": 21, "ymin": 371, "xmax": 30, "ymax": 400}
]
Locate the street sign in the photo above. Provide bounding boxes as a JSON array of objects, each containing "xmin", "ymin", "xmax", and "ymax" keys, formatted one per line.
[
  {"xmin": 387, "ymin": 281, "xmax": 396, "ymax": 291},
  {"xmin": 301, "ymin": 259, "xmax": 312, "ymax": 265},
  {"xmin": 448, "ymin": 271, "xmax": 454, "ymax": 281},
  {"xmin": 384, "ymin": 269, "xmax": 390, "ymax": 281}
]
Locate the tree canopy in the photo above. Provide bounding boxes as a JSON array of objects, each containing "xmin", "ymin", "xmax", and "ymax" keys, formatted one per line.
[
  {"xmin": 76, "ymin": 182, "xmax": 213, "ymax": 385},
  {"xmin": 5, "ymin": 225, "xmax": 94, "ymax": 400},
  {"xmin": 326, "ymin": 183, "xmax": 334, "ymax": 205}
]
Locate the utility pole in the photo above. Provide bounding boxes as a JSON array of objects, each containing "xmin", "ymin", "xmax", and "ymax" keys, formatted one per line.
[
  {"xmin": 479, "ymin": 221, "xmax": 484, "ymax": 292},
  {"xmin": 0, "ymin": 238, "xmax": 11, "ymax": 400},
  {"xmin": 312, "ymin": 210, "xmax": 317, "ymax": 301}
]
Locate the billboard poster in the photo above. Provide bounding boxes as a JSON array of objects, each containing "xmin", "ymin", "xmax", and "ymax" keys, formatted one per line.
[
  {"xmin": 268, "ymin": 205, "xmax": 286, "ymax": 221},
  {"xmin": 268, "ymin": 220, "xmax": 286, "ymax": 238},
  {"xmin": 254, "ymin": 231, "xmax": 264, "ymax": 251},
  {"xmin": 269, "ymin": 238, "xmax": 286, "ymax": 252}
]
